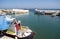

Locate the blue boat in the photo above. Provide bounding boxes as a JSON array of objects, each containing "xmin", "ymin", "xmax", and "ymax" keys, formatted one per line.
[{"xmin": 0, "ymin": 15, "xmax": 10, "ymax": 31}]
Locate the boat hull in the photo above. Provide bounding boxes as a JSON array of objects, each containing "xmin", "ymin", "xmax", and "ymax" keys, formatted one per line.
[{"xmin": 2, "ymin": 31, "xmax": 35, "ymax": 39}]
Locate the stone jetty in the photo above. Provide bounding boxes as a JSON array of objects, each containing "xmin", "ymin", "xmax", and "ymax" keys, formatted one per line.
[
  {"xmin": 0, "ymin": 9, "xmax": 29, "ymax": 15},
  {"xmin": 35, "ymin": 9, "xmax": 60, "ymax": 16}
]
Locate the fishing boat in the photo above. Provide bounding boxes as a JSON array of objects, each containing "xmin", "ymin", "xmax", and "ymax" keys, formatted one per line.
[
  {"xmin": 0, "ymin": 14, "xmax": 35, "ymax": 39},
  {"xmin": 3, "ymin": 26, "xmax": 35, "ymax": 39},
  {"xmin": 34, "ymin": 9, "xmax": 45, "ymax": 15}
]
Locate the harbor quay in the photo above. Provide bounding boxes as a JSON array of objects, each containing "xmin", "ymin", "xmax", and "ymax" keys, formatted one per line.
[
  {"xmin": 0, "ymin": 9, "xmax": 29, "ymax": 15},
  {"xmin": 35, "ymin": 9, "xmax": 60, "ymax": 16}
]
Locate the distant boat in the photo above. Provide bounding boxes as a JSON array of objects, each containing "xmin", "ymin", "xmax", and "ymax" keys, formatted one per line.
[{"xmin": 34, "ymin": 9, "xmax": 45, "ymax": 15}]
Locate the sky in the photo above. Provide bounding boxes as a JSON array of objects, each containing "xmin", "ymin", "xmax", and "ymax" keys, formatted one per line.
[{"xmin": 0, "ymin": 0, "xmax": 60, "ymax": 9}]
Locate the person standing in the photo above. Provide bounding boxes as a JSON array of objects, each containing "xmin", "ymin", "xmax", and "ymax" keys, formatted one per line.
[{"xmin": 15, "ymin": 20, "xmax": 20, "ymax": 35}]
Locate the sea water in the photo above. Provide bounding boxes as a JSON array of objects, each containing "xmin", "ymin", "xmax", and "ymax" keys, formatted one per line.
[{"xmin": 12, "ymin": 9, "xmax": 60, "ymax": 39}]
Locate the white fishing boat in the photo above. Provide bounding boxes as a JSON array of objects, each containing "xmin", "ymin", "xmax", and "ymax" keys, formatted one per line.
[{"xmin": 0, "ymin": 14, "xmax": 35, "ymax": 39}]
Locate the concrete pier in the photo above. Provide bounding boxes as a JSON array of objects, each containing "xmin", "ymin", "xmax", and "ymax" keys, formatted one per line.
[
  {"xmin": 35, "ymin": 9, "xmax": 60, "ymax": 16},
  {"xmin": 0, "ymin": 9, "xmax": 29, "ymax": 15}
]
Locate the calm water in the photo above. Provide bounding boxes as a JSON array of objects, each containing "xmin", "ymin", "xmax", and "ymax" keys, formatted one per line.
[{"xmin": 12, "ymin": 9, "xmax": 60, "ymax": 39}]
